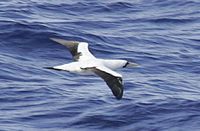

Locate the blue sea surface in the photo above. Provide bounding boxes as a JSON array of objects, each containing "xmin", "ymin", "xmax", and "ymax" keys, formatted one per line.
[{"xmin": 0, "ymin": 0, "xmax": 200, "ymax": 130}]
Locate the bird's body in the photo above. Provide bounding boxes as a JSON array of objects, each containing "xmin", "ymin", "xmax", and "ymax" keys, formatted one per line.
[
  {"xmin": 46, "ymin": 38, "xmax": 138, "ymax": 99},
  {"xmin": 53, "ymin": 59, "xmax": 127, "ymax": 73}
]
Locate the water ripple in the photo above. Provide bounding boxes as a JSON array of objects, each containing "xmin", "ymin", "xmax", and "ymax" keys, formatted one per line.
[{"xmin": 0, "ymin": 0, "xmax": 200, "ymax": 130}]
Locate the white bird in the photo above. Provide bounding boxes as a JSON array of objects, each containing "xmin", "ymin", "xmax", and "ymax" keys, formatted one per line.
[{"xmin": 46, "ymin": 38, "xmax": 139, "ymax": 99}]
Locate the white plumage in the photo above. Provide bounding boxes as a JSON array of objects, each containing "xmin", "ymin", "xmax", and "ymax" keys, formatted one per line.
[{"xmin": 46, "ymin": 38, "xmax": 138, "ymax": 99}]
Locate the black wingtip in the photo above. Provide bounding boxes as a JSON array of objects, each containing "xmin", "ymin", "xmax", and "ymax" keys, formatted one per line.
[
  {"xmin": 113, "ymin": 89, "xmax": 123, "ymax": 100},
  {"xmin": 115, "ymin": 96, "xmax": 123, "ymax": 100},
  {"xmin": 111, "ymin": 83, "xmax": 123, "ymax": 100}
]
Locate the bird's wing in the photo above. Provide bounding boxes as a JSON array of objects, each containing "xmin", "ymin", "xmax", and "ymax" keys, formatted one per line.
[
  {"xmin": 50, "ymin": 38, "xmax": 95, "ymax": 61},
  {"xmin": 83, "ymin": 66, "xmax": 123, "ymax": 99}
]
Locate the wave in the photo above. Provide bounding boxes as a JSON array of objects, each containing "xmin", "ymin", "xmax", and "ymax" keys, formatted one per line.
[{"xmin": 0, "ymin": 0, "xmax": 200, "ymax": 130}]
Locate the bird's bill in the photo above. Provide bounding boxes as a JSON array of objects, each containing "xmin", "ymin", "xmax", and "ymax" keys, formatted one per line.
[{"xmin": 127, "ymin": 62, "xmax": 140, "ymax": 67}]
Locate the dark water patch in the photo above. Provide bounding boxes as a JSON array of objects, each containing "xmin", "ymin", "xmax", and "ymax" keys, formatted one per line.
[
  {"xmin": 148, "ymin": 0, "xmax": 199, "ymax": 8},
  {"xmin": 103, "ymin": 2, "xmax": 135, "ymax": 13},
  {"xmin": 189, "ymin": 38, "xmax": 200, "ymax": 43},
  {"xmin": 148, "ymin": 18, "xmax": 197, "ymax": 24}
]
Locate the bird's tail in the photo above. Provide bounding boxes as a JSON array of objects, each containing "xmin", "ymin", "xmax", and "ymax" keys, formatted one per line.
[{"xmin": 44, "ymin": 67, "xmax": 62, "ymax": 71}]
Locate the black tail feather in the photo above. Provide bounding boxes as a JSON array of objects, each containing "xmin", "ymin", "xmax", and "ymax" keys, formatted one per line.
[{"xmin": 44, "ymin": 67, "xmax": 62, "ymax": 71}]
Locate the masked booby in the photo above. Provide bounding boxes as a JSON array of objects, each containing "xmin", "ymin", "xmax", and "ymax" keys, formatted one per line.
[{"xmin": 45, "ymin": 38, "xmax": 139, "ymax": 99}]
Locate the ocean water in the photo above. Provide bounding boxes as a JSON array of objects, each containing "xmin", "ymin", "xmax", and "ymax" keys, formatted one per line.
[{"xmin": 0, "ymin": 0, "xmax": 200, "ymax": 130}]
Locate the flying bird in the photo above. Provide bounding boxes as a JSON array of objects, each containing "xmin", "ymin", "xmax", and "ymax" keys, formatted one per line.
[{"xmin": 46, "ymin": 38, "xmax": 139, "ymax": 99}]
